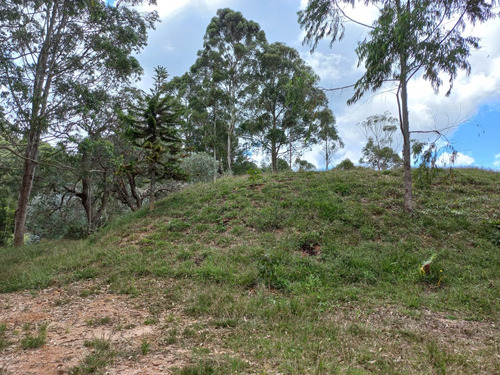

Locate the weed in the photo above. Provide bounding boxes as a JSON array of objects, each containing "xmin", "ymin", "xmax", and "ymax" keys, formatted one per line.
[
  {"xmin": 70, "ymin": 337, "xmax": 116, "ymax": 374},
  {"xmin": 140, "ymin": 337, "xmax": 150, "ymax": 355},
  {"xmin": 0, "ymin": 324, "xmax": 11, "ymax": 351},
  {"xmin": 20, "ymin": 322, "xmax": 47, "ymax": 350},
  {"xmin": 427, "ymin": 341, "xmax": 448, "ymax": 375},
  {"xmin": 143, "ymin": 317, "xmax": 159, "ymax": 325},
  {"xmin": 86, "ymin": 316, "xmax": 111, "ymax": 327}
]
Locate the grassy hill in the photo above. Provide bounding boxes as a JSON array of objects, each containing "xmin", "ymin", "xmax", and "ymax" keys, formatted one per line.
[{"xmin": 1, "ymin": 168, "xmax": 499, "ymax": 374}]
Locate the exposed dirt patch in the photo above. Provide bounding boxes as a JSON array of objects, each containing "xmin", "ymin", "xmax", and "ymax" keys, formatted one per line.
[
  {"xmin": 0, "ymin": 281, "xmax": 227, "ymax": 375},
  {"xmin": 301, "ymin": 242, "xmax": 321, "ymax": 256}
]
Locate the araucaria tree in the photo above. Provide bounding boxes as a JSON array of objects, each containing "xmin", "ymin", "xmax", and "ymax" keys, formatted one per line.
[
  {"xmin": 299, "ymin": 0, "xmax": 496, "ymax": 211},
  {"xmin": 120, "ymin": 66, "xmax": 185, "ymax": 211},
  {"xmin": 193, "ymin": 8, "xmax": 267, "ymax": 174},
  {"xmin": 0, "ymin": 0, "xmax": 158, "ymax": 246}
]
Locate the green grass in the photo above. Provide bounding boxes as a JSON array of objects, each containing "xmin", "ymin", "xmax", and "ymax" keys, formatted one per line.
[
  {"xmin": 70, "ymin": 337, "xmax": 117, "ymax": 374},
  {"xmin": 20, "ymin": 322, "xmax": 47, "ymax": 350},
  {"xmin": 0, "ymin": 324, "xmax": 11, "ymax": 351},
  {"xmin": 1, "ymin": 167, "xmax": 500, "ymax": 373}
]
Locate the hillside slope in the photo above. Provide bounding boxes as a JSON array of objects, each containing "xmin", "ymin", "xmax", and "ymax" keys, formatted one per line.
[{"xmin": 1, "ymin": 168, "xmax": 499, "ymax": 374}]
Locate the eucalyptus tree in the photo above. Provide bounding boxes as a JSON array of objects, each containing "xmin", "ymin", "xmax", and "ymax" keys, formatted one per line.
[
  {"xmin": 193, "ymin": 8, "xmax": 267, "ymax": 174},
  {"xmin": 169, "ymin": 71, "xmax": 228, "ymax": 179},
  {"xmin": 299, "ymin": 0, "xmax": 496, "ymax": 211},
  {"xmin": 243, "ymin": 42, "xmax": 339, "ymax": 173},
  {"xmin": 358, "ymin": 113, "xmax": 401, "ymax": 170},
  {"xmin": 0, "ymin": 0, "xmax": 158, "ymax": 246},
  {"xmin": 316, "ymin": 106, "xmax": 343, "ymax": 170},
  {"xmin": 120, "ymin": 66, "xmax": 185, "ymax": 211}
]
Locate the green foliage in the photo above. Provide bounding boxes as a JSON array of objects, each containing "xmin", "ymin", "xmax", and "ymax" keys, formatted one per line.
[
  {"xmin": 0, "ymin": 197, "xmax": 14, "ymax": 246},
  {"xmin": 247, "ymin": 167, "xmax": 262, "ymax": 184},
  {"xmin": 336, "ymin": 158, "xmax": 355, "ymax": 170},
  {"xmin": 192, "ymin": 8, "xmax": 267, "ymax": 173},
  {"xmin": 181, "ymin": 152, "xmax": 218, "ymax": 183},
  {"xmin": 121, "ymin": 66, "xmax": 186, "ymax": 209},
  {"xmin": 294, "ymin": 158, "xmax": 316, "ymax": 171},
  {"xmin": 140, "ymin": 338, "xmax": 151, "ymax": 355},
  {"xmin": 242, "ymin": 42, "xmax": 337, "ymax": 173},
  {"xmin": 0, "ymin": 0, "xmax": 159, "ymax": 245}
]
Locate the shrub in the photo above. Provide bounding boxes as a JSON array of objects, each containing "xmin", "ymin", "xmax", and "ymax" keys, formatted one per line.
[
  {"xmin": 181, "ymin": 152, "xmax": 219, "ymax": 183},
  {"xmin": 336, "ymin": 158, "xmax": 355, "ymax": 170}
]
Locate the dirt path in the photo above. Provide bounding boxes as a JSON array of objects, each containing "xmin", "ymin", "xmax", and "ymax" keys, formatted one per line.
[{"xmin": 0, "ymin": 281, "xmax": 201, "ymax": 374}]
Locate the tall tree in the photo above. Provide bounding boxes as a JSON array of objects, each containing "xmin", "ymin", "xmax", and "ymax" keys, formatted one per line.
[
  {"xmin": 0, "ymin": 0, "xmax": 158, "ymax": 246},
  {"xmin": 316, "ymin": 107, "xmax": 343, "ymax": 170},
  {"xmin": 299, "ymin": 0, "xmax": 496, "ymax": 211},
  {"xmin": 120, "ymin": 66, "xmax": 185, "ymax": 211},
  {"xmin": 358, "ymin": 112, "xmax": 401, "ymax": 170},
  {"xmin": 243, "ymin": 42, "xmax": 338, "ymax": 173},
  {"xmin": 193, "ymin": 8, "xmax": 267, "ymax": 174}
]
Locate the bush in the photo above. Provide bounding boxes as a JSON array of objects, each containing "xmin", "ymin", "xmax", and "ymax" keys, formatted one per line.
[
  {"xmin": 181, "ymin": 153, "xmax": 219, "ymax": 183},
  {"xmin": 336, "ymin": 158, "xmax": 355, "ymax": 170}
]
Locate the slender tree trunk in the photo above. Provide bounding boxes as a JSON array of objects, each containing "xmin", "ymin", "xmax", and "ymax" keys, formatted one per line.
[
  {"xmin": 325, "ymin": 137, "xmax": 329, "ymax": 171},
  {"xmin": 13, "ymin": 132, "xmax": 40, "ymax": 247},
  {"xmin": 271, "ymin": 116, "xmax": 278, "ymax": 173},
  {"xmin": 13, "ymin": 3, "xmax": 60, "ymax": 246},
  {"xmin": 81, "ymin": 176, "xmax": 92, "ymax": 233},
  {"xmin": 227, "ymin": 130, "xmax": 232, "ymax": 174},
  {"xmin": 271, "ymin": 140, "xmax": 278, "ymax": 174},
  {"xmin": 149, "ymin": 163, "xmax": 155, "ymax": 211},
  {"xmin": 399, "ymin": 61, "xmax": 414, "ymax": 212},
  {"xmin": 213, "ymin": 109, "xmax": 217, "ymax": 182}
]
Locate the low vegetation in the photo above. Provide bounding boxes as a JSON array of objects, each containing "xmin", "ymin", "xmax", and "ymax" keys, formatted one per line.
[{"xmin": 1, "ymin": 168, "xmax": 499, "ymax": 374}]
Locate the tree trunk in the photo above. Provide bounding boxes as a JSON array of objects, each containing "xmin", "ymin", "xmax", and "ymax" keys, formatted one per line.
[
  {"xmin": 13, "ymin": 132, "xmax": 40, "ymax": 247},
  {"xmin": 271, "ymin": 140, "xmax": 278, "ymax": 174},
  {"xmin": 399, "ymin": 59, "xmax": 414, "ymax": 212},
  {"xmin": 149, "ymin": 163, "xmax": 156, "ymax": 211},
  {"xmin": 227, "ymin": 131, "xmax": 232, "ymax": 174},
  {"xmin": 325, "ymin": 137, "xmax": 329, "ymax": 171}
]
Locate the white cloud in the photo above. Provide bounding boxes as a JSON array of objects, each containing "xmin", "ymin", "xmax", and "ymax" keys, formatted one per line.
[
  {"xmin": 493, "ymin": 154, "xmax": 500, "ymax": 167},
  {"xmin": 302, "ymin": 52, "xmax": 346, "ymax": 81},
  {"xmin": 136, "ymin": 0, "xmax": 233, "ymax": 20},
  {"xmin": 299, "ymin": 7, "xmax": 500, "ymax": 167},
  {"xmin": 436, "ymin": 152, "xmax": 475, "ymax": 167}
]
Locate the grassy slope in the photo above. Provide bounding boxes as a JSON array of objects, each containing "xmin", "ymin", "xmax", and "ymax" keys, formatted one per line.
[{"xmin": 1, "ymin": 168, "xmax": 499, "ymax": 374}]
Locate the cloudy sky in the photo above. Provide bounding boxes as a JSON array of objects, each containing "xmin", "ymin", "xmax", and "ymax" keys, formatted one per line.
[{"xmin": 119, "ymin": 0, "xmax": 500, "ymax": 170}]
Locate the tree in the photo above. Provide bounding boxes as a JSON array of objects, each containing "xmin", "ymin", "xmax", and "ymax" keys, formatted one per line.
[
  {"xmin": 193, "ymin": 8, "xmax": 267, "ymax": 174},
  {"xmin": 243, "ymin": 42, "xmax": 337, "ymax": 173},
  {"xmin": 299, "ymin": 0, "xmax": 496, "ymax": 211},
  {"xmin": 358, "ymin": 112, "xmax": 401, "ymax": 170},
  {"xmin": 0, "ymin": 0, "xmax": 158, "ymax": 246},
  {"xmin": 316, "ymin": 108, "xmax": 343, "ymax": 170},
  {"xmin": 120, "ymin": 66, "xmax": 185, "ymax": 211},
  {"xmin": 294, "ymin": 157, "xmax": 316, "ymax": 171}
]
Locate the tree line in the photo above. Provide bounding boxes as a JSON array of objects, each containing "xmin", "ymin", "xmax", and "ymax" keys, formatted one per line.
[
  {"xmin": 0, "ymin": 3, "xmax": 342, "ymax": 246},
  {"xmin": 1, "ymin": 0, "xmax": 496, "ymax": 246}
]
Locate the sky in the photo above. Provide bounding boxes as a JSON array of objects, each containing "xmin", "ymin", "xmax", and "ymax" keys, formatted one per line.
[{"xmin": 113, "ymin": 0, "xmax": 500, "ymax": 170}]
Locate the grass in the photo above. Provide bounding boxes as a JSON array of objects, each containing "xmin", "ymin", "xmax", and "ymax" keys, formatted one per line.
[
  {"xmin": 1, "ymin": 167, "xmax": 500, "ymax": 373},
  {"xmin": 20, "ymin": 322, "xmax": 47, "ymax": 350},
  {"xmin": 70, "ymin": 337, "xmax": 117, "ymax": 375},
  {"xmin": 0, "ymin": 324, "xmax": 10, "ymax": 351}
]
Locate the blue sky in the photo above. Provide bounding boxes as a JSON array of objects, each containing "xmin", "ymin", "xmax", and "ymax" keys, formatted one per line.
[{"xmin": 115, "ymin": 0, "xmax": 500, "ymax": 170}]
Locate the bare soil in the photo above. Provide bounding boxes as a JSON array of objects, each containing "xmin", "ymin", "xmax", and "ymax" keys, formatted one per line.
[{"xmin": 0, "ymin": 281, "xmax": 215, "ymax": 375}]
